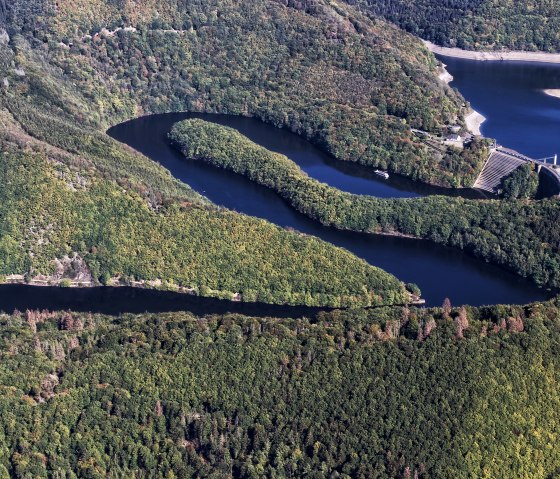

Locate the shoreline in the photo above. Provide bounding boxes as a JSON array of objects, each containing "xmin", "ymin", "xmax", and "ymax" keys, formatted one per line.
[
  {"xmin": 1, "ymin": 276, "xmax": 420, "ymax": 308},
  {"xmin": 0, "ymin": 280, "xmax": 423, "ymax": 309},
  {"xmin": 465, "ymin": 110, "xmax": 486, "ymax": 136},
  {"xmin": 438, "ymin": 62, "xmax": 454, "ymax": 84},
  {"xmin": 431, "ymin": 53, "xmax": 484, "ymax": 136},
  {"xmin": 424, "ymin": 40, "xmax": 560, "ymax": 64},
  {"xmin": 544, "ymin": 89, "xmax": 560, "ymax": 99}
]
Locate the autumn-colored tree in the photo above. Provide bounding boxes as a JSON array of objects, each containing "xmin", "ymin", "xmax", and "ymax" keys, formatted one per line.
[
  {"xmin": 417, "ymin": 324, "xmax": 424, "ymax": 342},
  {"xmin": 423, "ymin": 318, "xmax": 437, "ymax": 339},
  {"xmin": 60, "ymin": 312, "xmax": 74, "ymax": 331},
  {"xmin": 454, "ymin": 307, "xmax": 469, "ymax": 338},
  {"xmin": 507, "ymin": 316, "xmax": 524, "ymax": 333},
  {"xmin": 155, "ymin": 400, "xmax": 164, "ymax": 417},
  {"xmin": 442, "ymin": 298, "xmax": 452, "ymax": 318}
]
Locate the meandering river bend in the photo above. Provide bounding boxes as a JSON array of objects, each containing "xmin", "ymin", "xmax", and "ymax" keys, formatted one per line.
[
  {"xmin": 106, "ymin": 111, "xmax": 548, "ymax": 307},
  {"xmin": 3, "ymin": 58, "xmax": 557, "ymax": 314}
]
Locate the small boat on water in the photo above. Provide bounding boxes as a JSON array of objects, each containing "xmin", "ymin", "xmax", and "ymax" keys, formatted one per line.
[{"xmin": 374, "ymin": 169, "xmax": 389, "ymax": 179}]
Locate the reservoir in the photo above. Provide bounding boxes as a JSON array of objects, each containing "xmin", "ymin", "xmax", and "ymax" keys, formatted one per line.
[
  {"xmin": 107, "ymin": 112, "xmax": 549, "ymax": 307},
  {"xmin": 441, "ymin": 57, "xmax": 560, "ymax": 160}
]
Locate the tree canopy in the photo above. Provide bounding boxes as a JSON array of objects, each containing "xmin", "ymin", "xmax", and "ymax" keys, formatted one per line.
[
  {"xmin": 345, "ymin": 0, "xmax": 560, "ymax": 51},
  {"xmin": 0, "ymin": 300, "xmax": 559, "ymax": 477}
]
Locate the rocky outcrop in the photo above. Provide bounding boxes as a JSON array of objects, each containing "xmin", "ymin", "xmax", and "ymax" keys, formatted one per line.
[{"xmin": 53, "ymin": 253, "xmax": 92, "ymax": 283}]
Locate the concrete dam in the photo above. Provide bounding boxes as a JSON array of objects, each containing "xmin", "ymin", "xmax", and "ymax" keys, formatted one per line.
[{"xmin": 473, "ymin": 147, "xmax": 560, "ymax": 195}]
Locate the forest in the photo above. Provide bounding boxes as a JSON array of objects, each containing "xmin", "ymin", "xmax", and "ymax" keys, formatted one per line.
[
  {"xmin": 501, "ymin": 164, "xmax": 540, "ymax": 200},
  {"xmin": 345, "ymin": 0, "xmax": 560, "ymax": 51},
  {"xmin": 0, "ymin": 300, "xmax": 559, "ymax": 478},
  {"xmin": 0, "ymin": 0, "xmax": 502, "ymax": 307},
  {"xmin": 170, "ymin": 119, "xmax": 560, "ymax": 289},
  {"xmin": 7, "ymin": 0, "xmax": 560, "ymax": 52},
  {"xmin": 1, "ymin": 0, "xmax": 560, "ymax": 477},
  {"xmin": 2, "ymin": 0, "xmax": 467, "ymax": 307},
  {"xmin": 0, "ymin": 148, "xmax": 408, "ymax": 308}
]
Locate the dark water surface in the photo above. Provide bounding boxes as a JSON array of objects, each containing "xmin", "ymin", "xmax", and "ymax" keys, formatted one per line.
[
  {"xmin": 103, "ymin": 112, "xmax": 549, "ymax": 307},
  {"xmin": 441, "ymin": 57, "xmax": 560, "ymax": 160},
  {"xmin": 0, "ymin": 285, "xmax": 324, "ymax": 318}
]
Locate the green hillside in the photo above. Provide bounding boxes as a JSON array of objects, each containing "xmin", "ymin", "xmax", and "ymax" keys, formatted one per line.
[
  {"xmin": 0, "ymin": 0, "xmax": 500, "ymax": 305},
  {"xmin": 2, "ymin": 0, "xmax": 472, "ymax": 306},
  {"xmin": 1, "ymin": 0, "xmax": 473, "ymax": 185},
  {"xmin": 0, "ymin": 302, "xmax": 559, "ymax": 477},
  {"xmin": 346, "ymin": 0, "xmax": 560, "ymax": 51},
  {"xmin": 0, "ymin": 145, "xmax": 409, "ymax": 307}
]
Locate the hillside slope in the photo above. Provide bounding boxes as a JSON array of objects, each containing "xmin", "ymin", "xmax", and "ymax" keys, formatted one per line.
[
  {"xmin": 0, "ymin": 3, "xmax": 424, "ymax": 306},
  {"xmin": 0, "ymin": 137, "xmax": 409, "ymax": 307},
  {"xmin": 1, "ymin": 0, "xmax": 476, "ymax": 186},
  {"xmin": 0, "ymin": 302, "xmax": 559, "ymax": 477},
  {"xmin": 346, "ymin": 0, "xmax": 560, "ymax": 51},
  {"xmin": 1, "ymin": 0, "xmax": 481, "ymax": 306}
]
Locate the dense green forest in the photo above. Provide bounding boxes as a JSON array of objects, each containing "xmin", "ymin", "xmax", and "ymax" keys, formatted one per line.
[
  {"xmin": 170, "ymin": 119, "xmax": 560, "ymax": 289},
  {"xmin": 501, "ymin": 163, "xmax": 540, "ymax": 200},
  {"xmin": 345, "ymin": 0, "xmax": 560, "ymax": 51},
  {"xmin": 6, "ymin": 0, "xmax": 560, "ymax": 52},
  {"xmin": 0, "ymin": 148, "xmax": 409, "ymax": 307},
  {"xmin": 1, "ymin": 1, "xmax": 560, "ymax": 477},
  {"xmin": 0, "ymin": 301, "xmax": 559, "ymax": 477}
]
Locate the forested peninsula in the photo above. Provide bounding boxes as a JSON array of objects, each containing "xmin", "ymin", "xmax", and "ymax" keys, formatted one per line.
[
  {"xmin": 170, "ymin": 119, "xmax": 560, "ymax": 290},
  {"xmin": 0, "ymin": 147, "xmax": 410, "ymax": 307}
]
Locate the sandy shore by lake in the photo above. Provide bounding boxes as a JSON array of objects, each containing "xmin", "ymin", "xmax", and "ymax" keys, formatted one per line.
[
  {"xmin": 544, "ymin": 89, "xmax": 560, "ymax": 99},
  {"xmin": 424, "ymin": 40, "xmax": 560, "ymax": 64},
  {"xmin": 465, "ymin": 110, "xmax": 486, "ymax": 136},
  {"xmin": 438, "ymin": 63, "xmax": 454, "ymax": 84}
]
